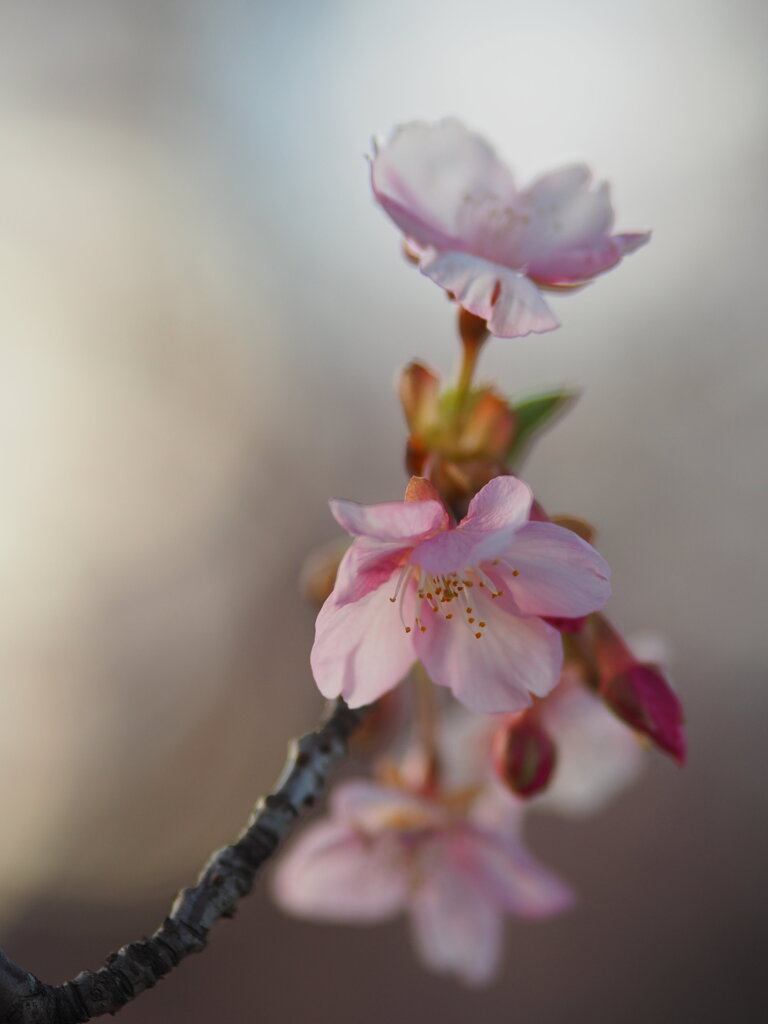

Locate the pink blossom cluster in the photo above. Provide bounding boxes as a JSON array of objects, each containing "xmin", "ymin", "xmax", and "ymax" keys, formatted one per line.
[{"xmin": 272, "ymin": 120, "xmax": 684, "ymax": 985}]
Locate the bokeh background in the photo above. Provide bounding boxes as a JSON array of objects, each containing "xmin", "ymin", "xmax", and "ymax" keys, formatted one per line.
[{"xmin": 1, "ymin": 1, "xmax": 766, "ymax": 1021}]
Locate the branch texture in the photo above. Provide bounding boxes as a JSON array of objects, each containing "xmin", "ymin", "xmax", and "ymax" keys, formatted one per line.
[{"xmin": 0, "ymin": 699, "xmax": 369, "ymax": 1024}]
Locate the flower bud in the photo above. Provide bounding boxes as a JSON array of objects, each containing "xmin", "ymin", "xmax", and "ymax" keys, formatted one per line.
[
  {"xmin": 492, "ymin": 711, "xmax": 557, "ymax": 798},
  {"xmin": 590, "ymin": 614, "xmax": 686, "ymax": 764},
  {"xmin": 298, "ymin": 538, "xmax": 348, "ymax": 606},
  {"xmin": 601, "ymin": 664, "xmax": 686, "ymax": 765}
]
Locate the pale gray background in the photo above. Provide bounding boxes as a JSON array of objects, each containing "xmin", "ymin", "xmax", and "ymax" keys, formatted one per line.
[{"xmin": 0, "ymin": 2, "xmax": 765, "ymax": 1021}]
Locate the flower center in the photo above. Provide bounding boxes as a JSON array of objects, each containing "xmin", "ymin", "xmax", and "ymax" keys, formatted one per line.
[{"xmin": 389, "ymin": 561, "xmax": 514, "ymax": 640}]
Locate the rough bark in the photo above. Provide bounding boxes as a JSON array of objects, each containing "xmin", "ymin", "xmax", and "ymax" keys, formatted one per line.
[{"xmin": 0, "ymin": 698, "xmax": 368, "ymax": 1024}]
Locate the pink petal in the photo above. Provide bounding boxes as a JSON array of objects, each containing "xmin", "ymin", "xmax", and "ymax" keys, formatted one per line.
[
  {"xmin": 419, "ymin": 249, "xmax": 559, "ymax": 338},
  {"xmin": 272, "ymin": 820, "xmax": 408, "ymax": 922},
  {"xmin": 311, "ymin": 579, "xmax": 417, "ymax": 706},
  {"xmin": 614, "ymin": 231, "xmax": 652, "ymax": 255},
  {"xmin": 465, "ymin": 475, "xmax": 533, "ymax": 531},
  {"xmin": 415, "ymin": 593, "xmax": 563, "ymax": 712},
  {"xmin": 528, "ymin": 231, "xmax": 651, "ymax": 285},
  {"xmin": 535, "ymin": 679, "xmax": 644, "ymax": 817},
  {"xmin": 410, "ymin": 833, "xmax": 504, "ymax": 986},
  {"xmin": 331, "ymin": 779, "xmax": 439, "ymax": 833},
  {"xmin": 332, "ymin": 539, "xmax": 407, "ymax": 605},
  {"xmin": 498, "ymin": 521, "xmax": 611, "ymax": 617},
  {"xmin": 470, "ymin": 830, "xmax": 576, "ymax": 919},
  {"xmin": 371, "ymin": 119, "xmax": 516, "ymax": 253},
  {"xmin": 330, "ymin": 496, "xmax": 446, "ymax": 542}
]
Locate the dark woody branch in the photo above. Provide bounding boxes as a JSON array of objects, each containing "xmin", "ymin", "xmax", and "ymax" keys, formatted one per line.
[{"xmin": 0, "ymin": 698, "xmax": 369, "ymax": 1024}]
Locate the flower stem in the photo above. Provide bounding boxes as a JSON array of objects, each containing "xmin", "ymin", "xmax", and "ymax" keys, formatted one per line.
[
  {"xmin": 414, "ymin": 664, "xmax": 441, "ymax": 796},
  {"xmin": 455, "ymin": 308, "xmax": 489, "ymax": 412}
]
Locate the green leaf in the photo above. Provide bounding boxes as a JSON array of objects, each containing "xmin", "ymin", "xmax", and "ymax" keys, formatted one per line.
[{"xmin": 506, "ymin": 390, "xmax": 578, "ymax": 468}]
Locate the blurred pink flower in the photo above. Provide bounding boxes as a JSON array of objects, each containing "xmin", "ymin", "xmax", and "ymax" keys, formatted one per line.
[
  {"xmin": 272, "ymin": 778, "xmax": 573, "ymax": 986},
  {"xmin": 371, "ymin": 119, "xmax": 649, "ymax": 338},
  {"xmin": 311, "ymin": 476, "xmax": 610, "ymax": 712},
  {"xmin": 442, "ymin": 671, "xmax": 645, "ymax": 817}
]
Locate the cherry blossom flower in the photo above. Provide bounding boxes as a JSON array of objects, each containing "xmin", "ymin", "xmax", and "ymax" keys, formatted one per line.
[
  {"xmin": 528, "ymin": 670, "xmax": 645, "ymax": 816},
  {"xmin": 371, "ymin": 119, "xmax": 650, "ymax": 338},
  {"xmin": 441, "ymin": 670, "xmax": 644, "ymax": 817},
  {"xmin": 311, "ymin": 475, "xmax": 610, "ymax": 713},
  {"xmin": 272, "ymin": 778, "xmax": 573, "ymax": 986}
]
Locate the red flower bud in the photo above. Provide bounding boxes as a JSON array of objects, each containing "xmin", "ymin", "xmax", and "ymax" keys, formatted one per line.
[
  {"xmin": 589, "ymin": 614, "xmax": 686, "ymax": 764},
  {"xmin": 492, "ymin": 712, "xmax": 558, "ymax": 798},
  {"xmin": 601, "ymin": 664, "xmax": 686, "ymax": 765}
]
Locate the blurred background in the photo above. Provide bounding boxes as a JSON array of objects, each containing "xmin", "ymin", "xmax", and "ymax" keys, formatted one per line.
[{"xmin": 0, "ymin": 1, "xmax": 765, "ymax": 1021}]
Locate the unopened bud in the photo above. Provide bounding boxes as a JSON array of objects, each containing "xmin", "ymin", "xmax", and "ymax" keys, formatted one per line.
[
  {"xmin": 601, "ymin": 664, "xmax": 686, "ymax": 765},
  {"xmin": 551, "ymin": 514, "xmax": 597, "ymax": 545},
  {"xmin": 492, "ymin": 712, "xmax": 557, "ymax": 797},
  {"xmin": 298, "ymin": 538, "xmax": 349, "ymax": 606}
]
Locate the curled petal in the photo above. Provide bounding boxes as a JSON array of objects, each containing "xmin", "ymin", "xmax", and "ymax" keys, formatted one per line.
[
  {"xmin": 330, "ymin": 495, "xmax": 446, "ymax": 542},
  {"xmin": 273, "ymin": 820, "xmax": 408, "ymax": 922},
  {"xmin": 528, "ymin": 231, "xmax": 651, "ymax": 285},
  {"xmin": 419, "ymin": 249, "xmax": 559, "ymax": 339},
  {"xmin": 498, "ymin": 521, "xmax": 611, "ymax": 618},
  {"xmin": 311, "ymin": 580, "xmax": 417, "ymax": 706}
]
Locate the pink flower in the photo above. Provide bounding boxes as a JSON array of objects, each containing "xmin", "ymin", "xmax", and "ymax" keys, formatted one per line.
[
  {"xmin": 529, "ymin": 671, "xmax": 645, "ymax": 816},
  {"xmin": 272, "ymin": 778, "xmax": 574, "ymax": 986},
  {"xmin": 371, "ymin": 119, "xmax": 650, "ymax": 338},
  {"xmin": 311, "ymin": 476, "xmax": 610, "ymax": 712},
  {"xmin": 441, "ymin": 672, "xmax": 644, "ymax": 817}
]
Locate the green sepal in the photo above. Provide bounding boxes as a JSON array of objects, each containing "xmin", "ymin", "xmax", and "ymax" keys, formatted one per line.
[{"xmin": 506, "ymin": 390, "xmax": 578, "ymax": 468}]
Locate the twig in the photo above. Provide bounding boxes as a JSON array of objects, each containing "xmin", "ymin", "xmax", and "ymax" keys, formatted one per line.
[{"xmin": 0, "ymin": 698, "xmax": 369, "ymax": 1024}]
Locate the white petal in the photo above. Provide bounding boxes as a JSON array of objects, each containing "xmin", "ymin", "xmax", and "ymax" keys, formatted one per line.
[
  {"xmin": 419, "ymin": 249, "xmax": 559, "ymax": 338},
  {"xmin": 534, "ymin": 679, "xmax": 645, "ymax": 818},
  {"xmin": 520, "ymin": 165, "xmax": 615, "ymax": 262},
  {"xmin": 371, "ymin": 119, "xmax": 517, "ymax": 252}
]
